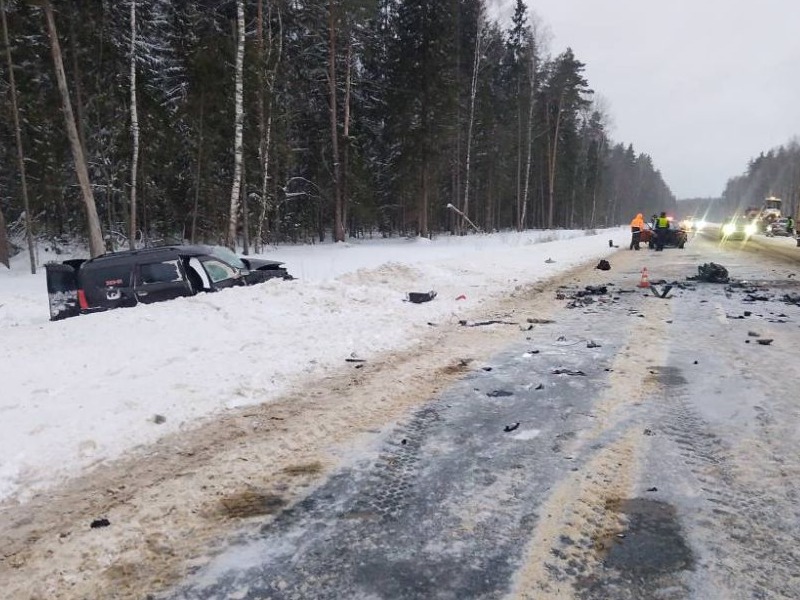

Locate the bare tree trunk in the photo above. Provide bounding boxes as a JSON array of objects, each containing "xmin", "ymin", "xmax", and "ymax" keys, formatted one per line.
[
  {"xmin": 328, "ymin": 0, "xmax": 344, "ymax": 242},
  {"xmin": 241, "ymin": 159, "xmax": 249, "ymax": 254},
  {"xmin": 462, "ymin": 14, "xmax": 483, "ymax": 234},
  {"xmin": 128, "ymin": 0, "xmax": 139, "ymax": 250},
  {"xmin": 420, "ymin": 165, "xmax": 429, "ymax": 238},
  {"xmin": 342, "ymin": 34, "xmax": 352, "ymax": 236},
  {"xmin": 256, "ymin": 1, "xmax": 282, "ymax": 252},
  {"xmin": 0, "ymin": 207, "xmax": 8, "ymax": 268},
  {"xmin": 226, "ymin": 0, "xmax": 245, "ymax": 249},
  {"xmin": 520, "ymin": 39, "xmax": 536, "ymax": 230},
  {"xmin": 2, "ymin": 0, "xmax": 35, "ymax": 272},
  {"xmin": 191, "ymin": 93, "xmax": 204, "ymax": 243},
  {"xmin": 547, "ymin": 94, "xmax": 564, "ymax": 229},
  {"xmin": 42, "ymin": 0, "xmax": 104, "ymax": 257}
]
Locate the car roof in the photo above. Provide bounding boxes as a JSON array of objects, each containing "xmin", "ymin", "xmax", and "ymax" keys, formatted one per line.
[{"xmin": 82, "ymin": 245, "xmax": 215, "ymax": 270}]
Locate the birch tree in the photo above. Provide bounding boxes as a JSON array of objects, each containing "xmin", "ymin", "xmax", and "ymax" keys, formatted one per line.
[
  {"xmin": 128, "ymin": 0, "xmax": 140, "ymax": 250},
  {"xmin": 226, "ymin": 0, "xmax": 245, "ymax": 249},
  {"xmin": 1, "ymin": 0, "xmax": 35, "ymax": 271},
  {"xmin": 519, "ymin": 30, "xmax": 537, "ymax": 228},
  {"xmin": 328, "ymin": 0, "xmax": 344, "ymax": 242},
  {"xmin": 461, "ymin": 7, "xmax": 487, "ymax": 232},
  {"xmin": 255, "ymin": 0, "xmax": 282, "ymax": 252}
]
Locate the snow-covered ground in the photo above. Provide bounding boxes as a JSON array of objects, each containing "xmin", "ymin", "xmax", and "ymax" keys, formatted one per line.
[{"xmin": 0, "ymin": 228, "xmax": 623, "ymax": 504}]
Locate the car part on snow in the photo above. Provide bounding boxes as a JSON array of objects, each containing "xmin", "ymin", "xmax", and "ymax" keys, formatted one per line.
[
  {"xmin": 697, "ymin": 262, "xmax": 729, "ymax": 283},
  {"xmin": 650, "ymin": 284, "xmax": 674, "ymax": 299},
  {"xmin": 503, "ymin": 422, "xmax": 520, "ymax": 433},
  {"xmin": 596, "ymin": 259, "xmax": 611, "ymax": 270},
  {"xmin": 406, "ymin": 291, "xmax": 437, "ymax": 303}
]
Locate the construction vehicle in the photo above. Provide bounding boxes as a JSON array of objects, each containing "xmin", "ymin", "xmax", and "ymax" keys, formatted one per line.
[{"xmin": 744, "ymin": 196, "xmax": 782, "ymax": 232}]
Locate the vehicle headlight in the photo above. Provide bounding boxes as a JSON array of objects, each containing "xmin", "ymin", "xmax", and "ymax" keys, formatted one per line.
[
  {"xmin": 722, "ymin": 223, "xmax": 736, "ymax": 235},
  {"xmin": 745, "ymin": 223, "xmax": 757, "ymax": 236}
]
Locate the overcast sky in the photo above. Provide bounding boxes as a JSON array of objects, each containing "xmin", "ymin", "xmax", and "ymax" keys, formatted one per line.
[{"xmin": 490, "ymin": 0, "xmax": 800, "ymax": 199}]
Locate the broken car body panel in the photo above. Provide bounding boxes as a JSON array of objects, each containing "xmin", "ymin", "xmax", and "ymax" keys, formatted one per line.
[{"xmin": 46, "ymin": 245, "xmax": 291, "ymax": 321}]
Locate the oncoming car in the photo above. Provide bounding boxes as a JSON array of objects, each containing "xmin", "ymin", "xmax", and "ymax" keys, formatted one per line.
[
  {"xmin": 45, "ymin": 245, "xmax": 291, "ymax": 321},
  {"xmin": 719, "ymin": 217, "xmax": 758, "ymax": 241}
]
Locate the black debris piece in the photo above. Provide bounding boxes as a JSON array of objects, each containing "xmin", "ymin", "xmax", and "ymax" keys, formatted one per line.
[
  {"xmin": 586, "ymin": 340, "xmax": 601, "ymax": 348},
  {"xmin": 406, "ymin": 291, "xmax": 437, "ymax": 303},
  {"xmin": 153, "ymin": 414, "xmax": 166, "ymax": 425},
  {"xmin": 90, "ymin": 518, "xmax": 111, "ymax": 529},
  {"xmin": 427, "ymin": 322, "xmax": 438, "ymax": 327},
  {"xmin": 459, "ymin": 319, "xmax": 518, "ymax": 327},
  {"xmin": 595, "ymin": 259, "xmax": 611, "ymax": 271},
  {"xmin": 646, "ymin": 487, "xmax": 658, "ymax": 492},
  {"xmin": 401, "ymin": 439, "xmax": 407, "ymax": 445},
  {"xmin": 575, "ymin": 285, "xmax": 608, "ymax": 297},
  {"xmin": 756, "ymin": 339, "xmax": 774, "ymax": 346},
  {"xmin": 696, "ymin": 262, "xmax": 729, "ymax": 283},
  {"xmin": 545, "ymin": 258, "xmax": 556, "ymax": 263},
  {"xmin": 535, "ymin": 383, "xmax": 544, "ymax": 390},
  {"xmin": 782, "ymin": 294, "xmax": 800, "ymax": 306},
  {"xmin": 504, "ymin": 423, "xmax": 520, "ymax": 433},
  {"xmin": 643, "ymin": 429, "xmax": 655, "ymax": 436},
  {"xmin": 482, "ymin": 366, "xmax": 493, "ymax": 372},
  {"xmin": 527, "ymin": 318, "xmax": 555, "ymax": 324},
  {"xmin": 346, "ymin": 357, "xmax": 366, "ymax": 363},
  {"xmin": 552, "ymin": 369, "xmax": 587, "ymax": 376},
  {"xmin": 744, "ymin": 311, "xmax": 752, "ymax": 316},
  {"xmin": 744, "ymin": 294, "xmax": 770, "ymax": 302},
  {"xmin": 747, "ymin": 331, "xmax": 760, "ymax": 337},
  {"xmin": 487, "ymin": 390, "xmax": 514, "ymax": 397},
  {"xmin": 650, "ymin": 284, "xmax": 674, "ymax": 299},
  {"xmin": 693, "ymin": 360, "xmax": 698, "ymax": 365}
]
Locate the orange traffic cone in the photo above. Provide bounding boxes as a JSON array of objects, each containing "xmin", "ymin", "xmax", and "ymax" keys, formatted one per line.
[{"xmin": 638, "ymin": 267, "xmax": 650, "ymax": 288}]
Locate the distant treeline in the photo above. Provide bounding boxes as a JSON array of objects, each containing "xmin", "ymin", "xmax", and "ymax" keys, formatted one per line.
[
  {"xmin": 679, "ymin": 139, "xmax": 800, "ymax": 221},
  {"xmin": 0, "ymin": 0, "xmax": 675, "ymax": 254}
]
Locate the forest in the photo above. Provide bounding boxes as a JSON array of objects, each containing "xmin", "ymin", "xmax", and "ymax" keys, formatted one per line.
[
  {"xmin": 679, "ymin": 139, "xmax": 800, "ymax": 222},
  {"xmin": 0, "ymin": 0, "xmax": 677, "ymax": 264}
]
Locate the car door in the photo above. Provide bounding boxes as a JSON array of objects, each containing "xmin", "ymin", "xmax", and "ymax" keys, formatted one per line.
[
  {"xmin": 198, "ymin": 257, "xmax": 245, "ymax": 290},
  {"xmin": 134, "ymin": 258, "xmax": 194, "ymax": 304},
  {"xmin": 45, "ymin": 262, "xmax": 81, "ymax": 320}
]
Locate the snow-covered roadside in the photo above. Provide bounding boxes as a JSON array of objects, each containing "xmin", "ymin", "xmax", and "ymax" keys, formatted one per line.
[{"xmin": 0, "ymin": 228, "xmax": 623, "ymax": 503}]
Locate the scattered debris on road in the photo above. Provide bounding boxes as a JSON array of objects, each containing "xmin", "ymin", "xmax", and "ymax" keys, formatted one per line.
[
  {"xmin": 756, "ymin": 339, "xmax": 774, "ymax": 346},
  {"xmin": 503, "ymin": 423, "xmax": 520, "ymax": 432},
  {"xmin": 459, "ymin": 319, "xmax": 518, "ymax": 327},
  {"xmin": 596, "ymin": 259, "xmax": 611, "ymax": 271},
  {"xmin": 487, "ymin": 390, "xmax": 514, "ymax": 398},
  {"xmin": 552, "ymin": 368, "xmax": 587, "ymax": 376},
  {"xmin": 90, "ymin": 518, "xmax": 110, "ymax": 529},
  {"xmin": 406, "ymin": 291, "xmax": 437, "ymax": 303},
  {"xmin": 694, "ymin": 262, "xmax": 730, "ymax": 283}
]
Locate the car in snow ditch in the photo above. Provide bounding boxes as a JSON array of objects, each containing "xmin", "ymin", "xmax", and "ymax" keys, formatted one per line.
[{"xmin": 45, "ymin": 244, "xmax": 291, "ymax": 321}]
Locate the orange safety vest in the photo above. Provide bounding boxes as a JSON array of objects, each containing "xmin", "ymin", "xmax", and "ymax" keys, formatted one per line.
[{"xmin": 630, "ymin": 214, "xmax": 644, "ymax": 229}]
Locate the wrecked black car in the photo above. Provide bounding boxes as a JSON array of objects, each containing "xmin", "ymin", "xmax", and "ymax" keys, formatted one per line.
[{"xmin": 46, "ymin": 245, "xmax": 291, "ymax": 321}]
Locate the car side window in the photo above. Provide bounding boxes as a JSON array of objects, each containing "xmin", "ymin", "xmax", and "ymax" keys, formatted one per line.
[
  {"xmin": 138, "ymin": 260, "xmax": 183, "ymax": 285},
  {"xmin": 201, "ymin": 259, "xmax": 237, "ymax": 283}
]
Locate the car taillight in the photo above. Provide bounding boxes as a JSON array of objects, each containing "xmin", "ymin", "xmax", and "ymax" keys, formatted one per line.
[{"xmin": 77, "ymin": 289, "xmax": 89, "ymax": 310}]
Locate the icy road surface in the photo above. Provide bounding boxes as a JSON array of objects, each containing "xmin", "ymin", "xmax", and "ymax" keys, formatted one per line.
[{"xmin": 2, "ymin": 230, "xmax": 800, "ymax": 599}]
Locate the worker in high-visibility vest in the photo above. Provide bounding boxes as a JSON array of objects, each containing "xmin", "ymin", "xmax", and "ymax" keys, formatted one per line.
[
  {"xmin": 655, "ymin": 211, "xmax": 670, "ymax": 251},
  {"xmin": 629, "ymin": 213, "xmax": 645, "ymax": 250}
]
